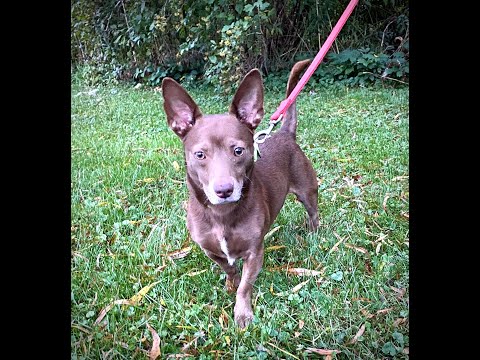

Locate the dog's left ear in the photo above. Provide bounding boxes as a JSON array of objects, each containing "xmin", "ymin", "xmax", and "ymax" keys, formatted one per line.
[{"xmin": 229, "ymin": 69, "xmax": 264, "ymax": 130}]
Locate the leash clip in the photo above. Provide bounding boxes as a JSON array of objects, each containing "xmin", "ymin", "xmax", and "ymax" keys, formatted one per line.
[{"xmin": 253, "ymin": 114, "xmax": 283, "ymax": 162}]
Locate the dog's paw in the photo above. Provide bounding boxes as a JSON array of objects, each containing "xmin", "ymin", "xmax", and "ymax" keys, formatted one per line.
[
  {"xmin": 225, "ymin": 274, "xmax": 241, "ymax": 294},
  {"xmin": 234, "ymin": 302, "xmax": 253, "ymax": 328}
]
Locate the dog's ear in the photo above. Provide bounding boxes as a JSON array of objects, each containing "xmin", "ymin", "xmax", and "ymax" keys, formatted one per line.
[
  {"xmin": 229, "ymin": 69, "xmax": 264, "ymax": 130},
  {"xmin": 162, "ymin": 77, "xmax": 202, "ymax": 138}
]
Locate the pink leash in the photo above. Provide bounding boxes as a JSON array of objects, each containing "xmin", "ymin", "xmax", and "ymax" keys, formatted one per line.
[{"xmin": 270, "ymin": 0, "xmax": 359, "ymax": 121}]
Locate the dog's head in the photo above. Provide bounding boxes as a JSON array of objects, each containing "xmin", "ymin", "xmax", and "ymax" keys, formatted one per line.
[{"xmin": 162, "ymin": 70, "xmax": 264, "ymax": 205}]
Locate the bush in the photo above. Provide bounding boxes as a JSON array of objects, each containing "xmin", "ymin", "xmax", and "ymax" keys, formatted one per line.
[{"xmin": 71, "ymin": 0, "xmax": 409, "ymax": 89}]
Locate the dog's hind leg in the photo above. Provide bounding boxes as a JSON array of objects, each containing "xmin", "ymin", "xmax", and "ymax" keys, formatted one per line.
[{"xmin": 294, "ymin": 188, "xmax": 319, "ymax": 231}]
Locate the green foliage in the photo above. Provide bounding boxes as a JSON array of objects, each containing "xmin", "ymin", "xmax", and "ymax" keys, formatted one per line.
[
  {"xmin": 309, "ymin": 47, "xmax": 409, "ymax": 87},
  {"xmin": 71, "ymin": 0, "xmax": 409, "ymax": 89}
]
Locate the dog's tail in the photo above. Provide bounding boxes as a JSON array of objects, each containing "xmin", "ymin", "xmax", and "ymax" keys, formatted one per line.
[{"xmin": 279, "ymin": 59, "xmax": 312, "ymax": 139}]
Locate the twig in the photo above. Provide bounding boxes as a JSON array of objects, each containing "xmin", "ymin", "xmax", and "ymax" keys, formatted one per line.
[
  {"xmin": 381, "ymin": 20, "xmax": 396, "ymax": 48},
  {"xmin": 359, "ymin": 71, "xmax": 408, "ymax": 85},
  {"xmin": 315, "ymin": 0, "xmax": 322, "ymax": 50}
]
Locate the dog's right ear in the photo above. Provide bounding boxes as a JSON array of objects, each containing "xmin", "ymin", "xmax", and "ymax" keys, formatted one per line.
[{"xmin": 162, "ymin": 77, "xmax": 202, "ymax": 138}]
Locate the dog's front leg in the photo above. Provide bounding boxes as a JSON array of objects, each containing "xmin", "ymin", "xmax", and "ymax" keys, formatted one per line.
[
  {"xmin": 203, "ymin": 250, "xmax": 241, "ymax": 293},
  {"xmin": 234, "ymin": 246, "xmax": 264, "ymax": 328}
]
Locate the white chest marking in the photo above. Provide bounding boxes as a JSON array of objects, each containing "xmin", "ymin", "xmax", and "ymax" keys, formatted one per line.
[{"xmin": 219, "ymin": 237, "xmax": 236, "ymax": 265}]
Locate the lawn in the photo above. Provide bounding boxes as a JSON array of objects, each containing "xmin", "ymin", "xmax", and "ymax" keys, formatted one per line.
[{"xmin": 71, "ymin": 78, "xmax": 409, "ymax": 359}]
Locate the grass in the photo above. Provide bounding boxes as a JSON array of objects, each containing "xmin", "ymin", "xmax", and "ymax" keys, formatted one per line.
[{"xmin": 71, "ymin": 78, "xmax": 409, "ymax": 359}]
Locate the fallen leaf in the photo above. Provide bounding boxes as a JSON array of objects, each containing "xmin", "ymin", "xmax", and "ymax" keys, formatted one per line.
[
  {"xmin": 393, "ymin": 318, "xmax": 407, "ymax": 327},
  {"xmin": 265, "ymin": 245, "xmax": 286, "ymax": 252},
  {"xmin": 146, "ymin": 323, "xmax": 161, "ymax": 360},
  {"xmin": 360, "ymin": 308, "xmax": 374, "ymax": 319},
  {"xmin": 269, "ymin": 283, "xmax": 276, "ymax": 295},
  {"xmin": 286, "ymin": 268, "xmax": 322, "ymax": 277},
  {"xmin": 172, "ymin": 161, "xmax": 180, "ymax": 172},
  {"xmin": 142, "ymin": 178, "xmax": 156, "ymax": 184},
  {"xmin": 186, "ymin": 269, "xmax": 207, "ymax": 277},
  {"xmin": 375, "ymin": 242, "xmax": 382, "ymax": 254},
  {"xmin": 275, "ymin": 279, "xmax": 310, "ymax": 296},
  {"xmin": 348, "ymin": 323, "xmax": 366, "ymax": 344},
  {"xmin": 305, "ymin": 348, "xmax": 341, "ymax": 355},
  {"xmin": 344, "ymin": 243, "xmax": 369, "ymax": 254},
  {"xmin": 155, "ymin": 264, "xmax": 167, "ymax": 272},
  {"xmin": 129, "ymin": 281, "xmax": 161, "ymax": 305},
  {"xmin": 294, "ymin": 331, "xmax": 301, "ymax": 338},
  {"xmin": 403, "ymin": 347, "xmax": 409, "ymax": 354},
  {"xmin": 291, "ymin": 279, "xmax": 310, "ymax": 293},
  {"xmin": 219, "ymin": 309, "xmax": 229, "ymax": 329},
  {"xmin": 224, "ymin": 336, "xmax": 230, "ymax": 346},
  {"xmin": 352, "ymin": 297, "xmax": 371, "ymax": 302},
  {"xmin": 383, "ymin": 194, "xmax": 390, "ymax": 211},
  {"xmin": 376, "ymin": 307, "xmax": 393, "ymax": 315},
  {"xmin": 298, "ymin": 320, "xmax": 305, "ymax": 329},
  {"xmin": 389, "ymin": 286, "xmax": 406, "ymax": 299},
  {"xmin": 364, "ymin": 259, "xmax": 373, "ymax": 275},
  {"xmin": 167, "ymin": 246, "xmax": 192, "ymax": 260},
  {"xmin": 392, "ymin": 175, "xmax": 408, "ymax": 181}
]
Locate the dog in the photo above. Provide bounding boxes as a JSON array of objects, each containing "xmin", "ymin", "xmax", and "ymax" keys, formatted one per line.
[{"xmin": 161, "ymin": 59, "xmax": 319, "ymax": 328}]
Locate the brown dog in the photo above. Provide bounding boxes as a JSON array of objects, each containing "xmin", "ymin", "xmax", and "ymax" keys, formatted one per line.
[{"xmin": 162, "ymin": 60, "xmax": 319, "ymax": 328}]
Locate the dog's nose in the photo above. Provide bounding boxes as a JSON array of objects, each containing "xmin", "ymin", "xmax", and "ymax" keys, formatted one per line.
[{"xmin": 213, "ymin": 180, "xmax": 234, "ymax": 199}]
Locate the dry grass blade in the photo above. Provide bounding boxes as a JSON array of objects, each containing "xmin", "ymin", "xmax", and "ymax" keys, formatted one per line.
[
  {"xmin": 167, "ymin": 246, "xmax": 192, "ymax": 260},
  {"xmin": 376, "ymin": 307, "xmax": 393, "ymax": 315},
  {"xmin": 348, "ymin": 323, "xmax": 366, "ymax": 344},
  {"xmin": 186, "ymin": 269, "xmax": 207, "ymax": 277},
  {"xmin": 94, "ymin": 299, "xmax": 132, "ymax": 326},
  {"xmin": 265, "ymin": 245, "xmax": 286, "ymax": 252},
  {"xmin": 267, "ymin": 342, "xmax": 300, "ymax": 359},
  {"xmin": 305, "ymin": 348, "xmax": 341, "ymax": 355},
  {"xmin": 286, "ymin": 268, "xmax": 322, "ymax": 276},
  {"xmin": 93, "ymin": 282, "xmax": 161, "ymax": 326},
  {"xmin": 264, "ymin": 226, "xmax": 282, "ymax": 240},
  {"xmin": 344, "ymin": 243, "xmax": 368, "ymax": 254},
  {"xmin": 329, "ymin": 232, "xmax": 345, "ymax": 254},
  {"xmin": 146, "ymin": 323, "xmax": 161, "ymax": 360},
  {"xmin": 71, "ymin": 323, "xmax": 91, "ymax": 334}
]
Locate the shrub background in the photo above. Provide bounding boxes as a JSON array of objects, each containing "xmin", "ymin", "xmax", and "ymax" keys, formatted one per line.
[{"xmin": 71, "ymin": 0, "xmax": 409, "ymax": 91}]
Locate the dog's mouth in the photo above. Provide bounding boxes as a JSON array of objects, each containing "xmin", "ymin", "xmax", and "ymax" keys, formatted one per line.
[{"xmin": 203, "ymin": 178, "xmax": 243, "ymax": 205}]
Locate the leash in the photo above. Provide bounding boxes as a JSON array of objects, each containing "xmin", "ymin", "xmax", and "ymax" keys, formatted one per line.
[{"xmin": 253, "ymin": 0, "xmax": 359, "ymax": 161}]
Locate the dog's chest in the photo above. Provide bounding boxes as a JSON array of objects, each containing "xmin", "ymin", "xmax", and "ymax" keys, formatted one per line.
[
  {"xmin": 189, "ymin": 219, "xmax": 255, "ymax": 265},
  {"xmin": 211, "ymin": 226, "xmax": 236, "ymax": 265}
]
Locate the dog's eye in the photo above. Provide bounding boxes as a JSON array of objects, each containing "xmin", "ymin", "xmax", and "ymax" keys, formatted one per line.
[
  {"xmin": 234, "ymin": 147, "xmax": 244, "ymax": 156},
  {"xmin": 194, "ymin": 151, "xmax": 205, "ymax": 160}
]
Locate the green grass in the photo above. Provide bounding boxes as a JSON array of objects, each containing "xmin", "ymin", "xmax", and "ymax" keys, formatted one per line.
[{"xmin": 71, "ymin": 80, "xmax": 409, "ymax": 359}]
